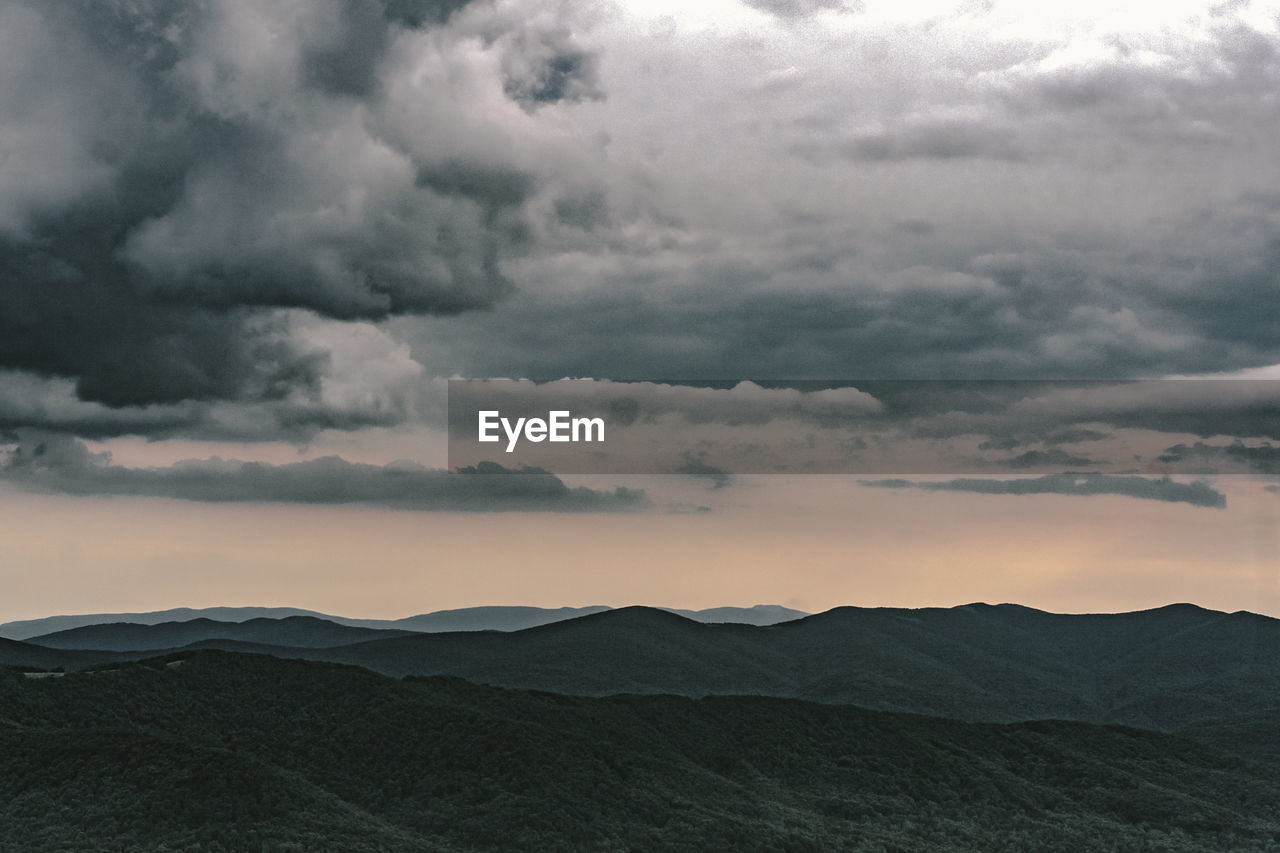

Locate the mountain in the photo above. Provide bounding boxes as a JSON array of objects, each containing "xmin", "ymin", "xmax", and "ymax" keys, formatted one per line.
[
  {"xmin": 15, "ymin": 602, "xmax": 1280, "ymax": 765},
  {"xmin": 0, "ymin": 603, "xmax": 807, "ymax": 640},
  {"xmin": 387, "ymin": 605, "xmax": 611, "ymax": 632},
  {"xmin": 317, "ymin": 606, "xmax": 789, "ymax": 695},
  {"xmin": 24, "ymin": 615, "xmax": 416, "ymax": 651},
  {"xmin": 390, "ymin": 604, "xmax": 806, "ymax": 631},
  {"xmin": 667, "ymin": 604, "xmax": 809, "ymax": 625},
  {"xmin": 140, "ymin": 602, "xmax": 1280, "ymax": 765},
  {"xmin": 0, "ymin": 636, "xmax": 119, "ymax": 673},
  {"xmin": 0, "ymin": 606, "xmax": 348, "ymax": 639},
  {"xmin": 2, "ymin": 650, "xmax": 1279, "ymax": 851}
]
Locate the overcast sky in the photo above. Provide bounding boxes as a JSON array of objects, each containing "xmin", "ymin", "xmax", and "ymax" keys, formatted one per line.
[{"xmin": 2, "ymin": 0, "xmax": 1279, "ymax": 621}]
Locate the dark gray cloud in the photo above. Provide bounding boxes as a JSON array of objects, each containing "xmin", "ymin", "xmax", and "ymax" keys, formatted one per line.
[
  {"xmin": 397, "ymin": 10, "xmax": 1280, "ymax": 403},
  {"xmin": 1000, "ymin": 449, "xmax": 1103, "ymax": 469},
  {"xmin": 299, "ymin": 0, "xmax": 390, "ymax": 97},
  {"xmin": 676, "ymin": 452, "xmax": 733, "ymax": 489},
  {"xmin": 0, "ymin": 372, "xmax": 204, "ymax": 439},
  {"xmin": 553, "ymin": 190, "xmax": 610, "ymax": 231},
  {"xmin": 404, "ymin": 247, "xmax": 1280, "ymax": 380},
  {"xmin": 1047, "ymin": 429, "xmax": 1112, "ymax": 445},
  {"xmin": 860, "ymin": 473, "xmax": 1227, "ymax": 509},
  {"xmin": 842, "ymin": 122, "xmax": 1026, "ymax": 162},
  {"xmin": 0, "ymin": 0, "xmax": 596, "ymax": 415},
  {"xmin": 0, "ymin": 433, "xmax": 645, "ymax": 512},
  {"xmin": 997, "ymin": 381, "xmax": 1280, "ymax": 443},
  {"xmin": 0, "ymin": 314, "xmax": 439, "ymax": 442},
  {"xmin": 743, "ymin": 0, "xmax": 847, "ymax": 19},
  {"xmin": 502, "ymin": 45, "xmax": 601, "ymax": 108},
  {"xmin": 979, "ymin": 430, "xmax": 1111, "ymax": 451},
  {"xmin": 892, "ymin": 220, "xmax": 936, "ymax": 236},
  {"xmin": 883, "ymin": 382, "xmax": 1280, "ymax": 470},
  {"xmin": 1158, "ymin": 442, "xmax": 1280, "ymax": 475},
  {"xmin": 872, "ymin": 381, "xmax": 1280, "ymax": 451},
  {"xmin": 383, "ymin": 0, "xmax": 473, "ymax": 29},
  {"xmin": 995, "ymin": 20, "xmax": 1280, "ymax": 149},
  {"xmin": 6, "ymin": 0, "xmax": 1280, "ymax": 465}
]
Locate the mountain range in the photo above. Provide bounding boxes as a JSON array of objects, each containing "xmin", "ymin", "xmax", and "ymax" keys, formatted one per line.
[
  {"xmin": 0, "ymin": 603, "xmax": 807, "ymax": 640},
  {"xmin": 3, "ymin": 650, "xmax": 1278, "ymax": 851},
  {"xmin": 5, "ymin": 602, "xmax": 1280, "ymax": 765},
  {"xmin": 20, "ymin": 616, "xmax": 416, "ymax": 651}
]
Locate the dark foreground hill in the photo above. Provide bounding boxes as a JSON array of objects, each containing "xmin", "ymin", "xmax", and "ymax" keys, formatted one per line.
[
  {"xmin": 3, "ymin": 652, "xmax": 1280, "ymax": 852},
  {"xmin": 0, "ymin": 637, "xmax": 115, "ymax": 673}
]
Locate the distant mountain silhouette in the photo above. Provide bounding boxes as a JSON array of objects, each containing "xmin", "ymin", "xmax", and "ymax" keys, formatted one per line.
[
  {"xmin": 665, "ymin": 604, "xmax": 808, "ymax": 625},
  {"xmin": 0, "ymin": 603, "xmax": 807, "ymax": 640},
  {"xmin": 388, "ymin": 605, "xmax": 611, "ymax": 632},
  {"xmin": 13, "ymin": 602, "xmax": 1280, "ymax": 764},
  {"xmin": 24, "ymin": 616, "xmax": 416, "ymax": 651},
  {"xmin": 182, "ymin": 604, "xmax": 1280, "ymax": 763},
  {"xmin": 393, "ymin": 604, "xmax": 807, "ymax": 631},
  {"xmin": 3, "ymin": 651, "xmax": 1279, "ymax": 851},
  {"xmin": 0, "ymin": 606, "xmax": 348, "ymax": 639}
]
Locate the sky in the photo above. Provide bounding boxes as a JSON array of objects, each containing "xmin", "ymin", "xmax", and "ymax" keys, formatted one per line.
[{"xmin": 2, "ymin": 0, "xmax": 1280, "ymax": 622}]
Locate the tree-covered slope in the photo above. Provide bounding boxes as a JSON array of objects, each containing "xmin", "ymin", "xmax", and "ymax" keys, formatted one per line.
[{"xmin": 3, "ymin": 651, "xmax": 1280, "ymax": 851}]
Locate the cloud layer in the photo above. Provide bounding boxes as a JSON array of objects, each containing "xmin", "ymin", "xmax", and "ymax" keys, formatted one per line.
[
  {"xmin": 0, "ymin": 432, "xmax": 644, "ymax": 512},
  {"xmin": 861, "ymin": 473, "xmax": 1227, "ymax": 509},
  {"xmin": 4, "ymin": 0, "xmax": 1280, "ymax": 513}
]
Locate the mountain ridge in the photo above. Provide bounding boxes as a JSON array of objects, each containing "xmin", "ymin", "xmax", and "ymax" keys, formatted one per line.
[
  {"xmin": 24, "ymin": 615, "xmax": 417, "ymax": 651},
  {"xmin": 9, "ymin": 602, "xmax": 1280, "ymax": 765},
  {"xmin": 0, "ymin": 603, "xmax": 810, "ymax": 640}
]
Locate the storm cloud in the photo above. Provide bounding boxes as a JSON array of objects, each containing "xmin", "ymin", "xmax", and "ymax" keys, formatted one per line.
[
  {"xmin": 399, "ymin": 4, "xmax": 1280, "ymax": 390},
  {"xmin": 0, "ymin": 0, "xmax": 599, "ymax": 412},
  {"xmin": 1158, "ymin": 442, "xmax": 1280, "ymax": 475},
  {"xmin": 4, "ymin": 0, "xmax": 1280, "ymax": 509},
  {"xmin": 8, "ymin": 0, "xmax": 1280, "ymax": 433}
]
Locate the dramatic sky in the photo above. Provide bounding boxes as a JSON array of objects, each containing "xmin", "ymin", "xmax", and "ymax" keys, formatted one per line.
[{"xmin": 2, "ymin": 0, "xmax": 1280, "ymax": 621}]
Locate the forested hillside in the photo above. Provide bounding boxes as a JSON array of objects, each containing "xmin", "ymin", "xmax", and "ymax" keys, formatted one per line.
[{"xmin": 3, "ymin": 652, "xmax": 1280, "ymax": 851}]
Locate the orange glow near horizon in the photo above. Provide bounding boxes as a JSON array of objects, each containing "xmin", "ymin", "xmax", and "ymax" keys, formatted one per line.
[{"xmin": 2, "ymin": 477, "xmax": 1277, "ymax": 625}]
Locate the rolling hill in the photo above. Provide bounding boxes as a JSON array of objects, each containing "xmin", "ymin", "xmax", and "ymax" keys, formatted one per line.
[
  {"xmin": 3, "ymin": 651, "xmax": 1280, "ymax": 851},
  {"xmin": 13, "ymin": 602, "xmax": 1280, "ymax": 765},
  {"xmin": 0, "ymin": 637, "xmax": 116, "ymax": 673}
]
